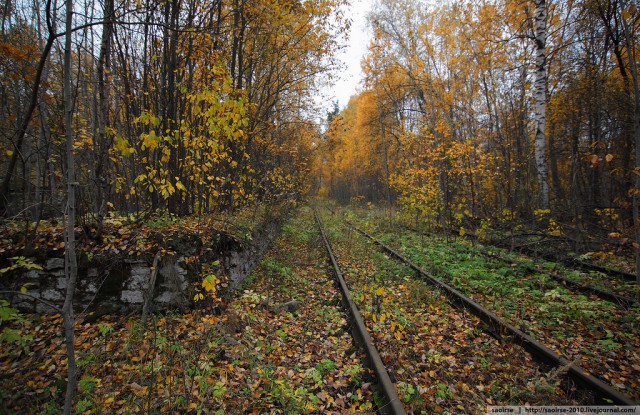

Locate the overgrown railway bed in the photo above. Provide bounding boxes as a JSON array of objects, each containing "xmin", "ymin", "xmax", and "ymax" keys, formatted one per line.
[
  {"xmin": 335, "ymin": 208, "xmax": 639, "ymax": 404},
  {"xmin": 313, "ymin": 208, "xmax": 629, "ymax": 413},
  {"xmin": 486, "ymin": 236, "xmax": 639, "ymax": 284},
  {"xmin": 402, "ymin": 224, "xmax": 639, "ymax": 306},
  {"xmin": 477, "ymin": 249, "xmax": 639, "ymax": 307},
  {"xmin": 390, "ymin": 222, "xmax": 640, "ymax": 302},
  {"xmin": 2, "ymin": 206, "xmax": 638, "ymax": 413},
  {"xmin": 485, "ymin": 243, "xmax": 640, "ymax": 301},
  {"xmin": 314, "ymin": 209, "xmax": 405, "ymax": 414},
  {"xmin": 448, "ymin": 226, "xmax": 639, "ymax": 299}
]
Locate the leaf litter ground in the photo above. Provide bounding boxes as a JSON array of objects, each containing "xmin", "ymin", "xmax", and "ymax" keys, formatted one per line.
[{"xmin": 1, "ymin": 207, "xmax": 374, "ymax": 414}]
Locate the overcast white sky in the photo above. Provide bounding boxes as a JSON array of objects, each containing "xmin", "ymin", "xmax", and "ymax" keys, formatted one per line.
[{"xmin": 325, "ymin": 0, "xmax": 374, "ymax": 111}]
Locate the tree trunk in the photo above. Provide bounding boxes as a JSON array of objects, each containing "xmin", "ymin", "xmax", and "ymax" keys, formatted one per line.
[
  {"xmin": 619, "ymin": 1, "xmax": 640, "ymax": 283},
  {"xmin": 141, "ymin": 252, "xmax": 162, "ymax": 326},
  {"xmin": 62, "ymin": 0, "xmax": 78, "ymax": 412},
  {"xmin": 533, "ymin": 0, "xmax": 550, "ymax": 209},
  {"xmin": 165, "ymin": 0, "xmax": 184, "ymax": 215},
  {"xmin": 0, "ymin": 27, "xmax": 55, "ymax": 216},
  {"xmin": 93, "ymin": 0, "xmax": 114, "ymax": 230},
  {"xmin": 378, "ymin": 113, "xmax": 392, "ymax": 219}
]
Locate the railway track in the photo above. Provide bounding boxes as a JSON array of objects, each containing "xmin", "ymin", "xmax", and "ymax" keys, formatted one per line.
[
  {"xmin": 314, "ymin": 209, "xmax": 406, "ymax": 415},
  {"xmin": 313, "ymin": 207, "xmax": 631, "ymax": 413},
  {"xmin": 441, "ymin": 226, "xmax": 639, "ymax": 285},
  {"xmin": 477, "ymin": 249, "xmax": 639, "ymax": 307},
  {"xmin": 399, "ymin": 224, "xmax": 639, "ymax": 307},
  {"xmin": 425, "ymin": 227, "xmax": 637, "ymax": 307},
  {"xmin": 339, "ymin": 218, "xmax": 637, "ymax": 405},
  {"xmin": 492, "ymin": 238, "xmax": 638, "ymax": 283}
]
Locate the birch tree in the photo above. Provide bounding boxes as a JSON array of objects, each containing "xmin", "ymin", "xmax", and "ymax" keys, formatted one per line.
[{"xmin": 533, "ymin": 0, "xmax": 550, "ymax": 209}]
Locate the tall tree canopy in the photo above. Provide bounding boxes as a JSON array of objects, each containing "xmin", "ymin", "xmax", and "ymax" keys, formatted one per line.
[
  {"xmin": 321, "ymin": 0, "xmax": 640, "ymax": 246},
  {"xmin": 0, "ymin": 0, "xmax": 348, "ymax": 220}
]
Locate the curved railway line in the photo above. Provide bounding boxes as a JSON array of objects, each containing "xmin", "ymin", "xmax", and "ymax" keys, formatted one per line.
[
  {"xmin": 412, "ymin": 226, "xmax": 639, "ymax": 302},
  {"xmin": 312, "ymin": 207, "xmax": 639, "ymax": 412},
  {"xmin": 477, "ymin": 249, "xmax": 639, "ymax": 307},
  {"xmin": 490, "ymin": 238, "xmax": 638, "ymax": 283},
  {"xmin": 446, "ymin": 226, "xmax": 639, "ymax": 286},
  {"xmin": 482, "ymin": 239, "xmax": 640, "ymax": 301},
  {"xmin": 402, "ymin": 225, "xmax": 639, "ymax": 307}
]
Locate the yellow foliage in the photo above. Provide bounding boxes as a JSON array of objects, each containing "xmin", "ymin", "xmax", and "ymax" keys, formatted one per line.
[{"xmin": 202, "ymin": 274, "xmax": 219, "ymax": 293}]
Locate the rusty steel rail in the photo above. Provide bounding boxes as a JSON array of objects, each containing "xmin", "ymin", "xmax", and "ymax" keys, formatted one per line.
[
  {"xmin": 467, "ymin": 231, "xmax": 638, "ymax": 283},
  {"xmin": 570, "ymin": 260, "xmax": 637, "ymax": 282},
  {"xmin": 313, "ymin": 210, "xmax": 407, "ymax": 415},
  {"xmin": 348, "ymin": 222, "xmax": 636, "ymax": 406},
  {"xmin": 403, "ymin": 224, "xmax": 638, "ymax": 307},
  {"xmin": 478, "ymin": 251, "xmax": 639, "ymax": 308},
  {"xmin": 501, "ymin": 241, "xmax": 637, "ymax": 283}
]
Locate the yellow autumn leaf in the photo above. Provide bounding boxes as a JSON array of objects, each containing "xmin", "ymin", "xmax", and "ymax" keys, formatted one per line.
[
  {"xmin": 202, "ymin": 275, "xmax": 218, "ymax": 292},
  {"xmin": 160, "ymin": 148, "xmax": 171, "ymax": 163},
  {"xmin": 142, "ymin": 130, "xmax": 159, "ymax": 150}
]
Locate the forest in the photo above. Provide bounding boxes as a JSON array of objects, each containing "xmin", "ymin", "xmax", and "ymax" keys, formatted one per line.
[
  {"xmin": 3, "ymin": 0, "xmax": 640, "ymax": 268},
  {"xmin": 323, "ymin": 0, "xmax": 640, "ymax": 265},
  {"xmin": 1, "ymin": 0, "xmax": 639, "ymax": 413}
]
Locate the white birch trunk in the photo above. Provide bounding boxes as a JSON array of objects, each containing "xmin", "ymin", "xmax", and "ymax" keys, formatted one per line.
[{"xmin": 534, "ymin": 0, "xmax": 550, "ymax": 209}]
